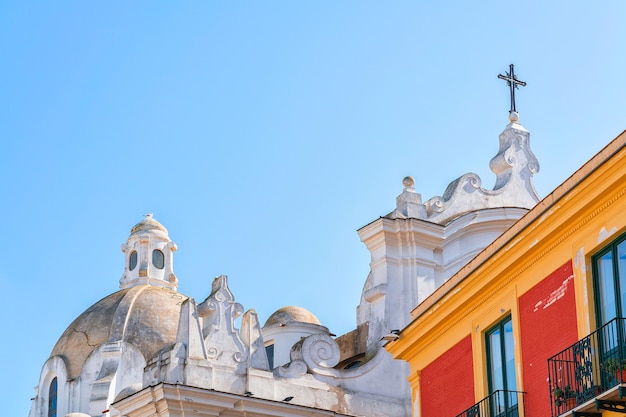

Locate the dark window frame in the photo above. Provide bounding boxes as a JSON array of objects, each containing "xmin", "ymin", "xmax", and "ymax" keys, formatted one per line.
[
  {"xmin": 592, "ymin": 232, "xmax": 626, "ymax": 328},
  {"xmin": 485, "ymin": 315, "xmax": 518, "ymax": 415}
]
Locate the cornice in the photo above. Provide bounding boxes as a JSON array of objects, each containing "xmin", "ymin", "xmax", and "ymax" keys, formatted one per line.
[
  {"xmin": 113, "ymin": 383, "xmax": 356, "ymax": 416},
  {"xmin": 358, "ymin": 208, "xmax": 528, "ymax": 252}
]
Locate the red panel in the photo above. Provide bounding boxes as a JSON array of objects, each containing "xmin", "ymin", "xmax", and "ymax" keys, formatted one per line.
[
  {"xmin": 518, "ymin": 261, "xmax": 577, "ymax": 417},
  {"xmin": 420, "ymin": 335, "xmax": 475, "ymax": 417}
]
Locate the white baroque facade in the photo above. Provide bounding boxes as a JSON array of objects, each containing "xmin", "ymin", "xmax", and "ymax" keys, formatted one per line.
[{"xmin": 29, "ymin": 113, "xmax": 540, "ymax": 417}]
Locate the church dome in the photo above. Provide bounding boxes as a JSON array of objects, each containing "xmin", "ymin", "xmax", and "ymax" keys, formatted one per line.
[
  {"xmin": 129, "ymin": 214, "xmax": 169, "ymax": 237},
  {"xmin": 263, "ymin": 306, "xmax": 321, "ymax": 327},
  {"xmin": 50, "ymin": 285, "xmax": 188, "ymax": 379}
]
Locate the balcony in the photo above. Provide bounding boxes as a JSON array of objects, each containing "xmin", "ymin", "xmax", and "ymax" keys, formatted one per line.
[
  {"xmin": 548, "ymin": 317, "xmax": 626, "ymax": 416},
  {"xmin": 455, "ymin": 390, "xmax": 525, "ymax": 417}
]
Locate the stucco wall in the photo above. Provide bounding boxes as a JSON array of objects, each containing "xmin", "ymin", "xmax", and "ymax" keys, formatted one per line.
[
  {"xmin": 420, "ymin": 334, "xmax": 475, "ymax": 417},
  {"xmin": 518, "ymin": 261, "xmax": 577, "ymax": 417}
]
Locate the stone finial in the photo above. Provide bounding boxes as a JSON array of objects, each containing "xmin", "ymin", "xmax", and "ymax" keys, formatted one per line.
[
  {"xmin": 490, "ymin": 118, "xmax": 540, "ymax": 193},
  {"xmin": 389, "ymin": 176, "xmax": 427, "ymax": 219}
]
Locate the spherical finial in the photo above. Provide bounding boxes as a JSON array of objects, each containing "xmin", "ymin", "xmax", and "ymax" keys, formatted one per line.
[
  {"xmin": 402, "ymin": 176, "xmax": 415, "ymax": 188},
  {"xmin": 509, "ymin": 111, "xmax": 519, "ymax": 123}
]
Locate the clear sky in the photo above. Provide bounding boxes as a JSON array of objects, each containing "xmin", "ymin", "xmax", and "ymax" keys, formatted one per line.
[{"xmin": 2, "ymin": 2, "xmax": 625, "ymax": 415}]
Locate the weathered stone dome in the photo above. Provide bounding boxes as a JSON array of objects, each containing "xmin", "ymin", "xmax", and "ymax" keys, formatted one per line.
[
  {"xmin": 50, "ymin": 285, "xmax": 188, "ymax": 379},
  {"xmin": 263, "ymin": 306, "xmax": 321, "ymax": 327},
  {"xmin": 129, "ymin": 214, "xmax": 169, "ymax": 237}
]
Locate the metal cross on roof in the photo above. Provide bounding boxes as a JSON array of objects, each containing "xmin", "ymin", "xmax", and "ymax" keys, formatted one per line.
[{"xmin": 498, "ymin": 64, "xmax": 526, "ymax": 113}]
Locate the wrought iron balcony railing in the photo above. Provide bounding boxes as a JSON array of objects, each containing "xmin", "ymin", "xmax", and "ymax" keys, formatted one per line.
[
  {"xmin": 455, "ymin": 390, "xmax": 525, "ymax": 417},
  {"xmin": 547, "ymin": 317, "xmax": 626, "ymax": 416}
]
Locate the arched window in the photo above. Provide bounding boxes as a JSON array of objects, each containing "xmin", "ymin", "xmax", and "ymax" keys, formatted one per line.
[
  {"xmin": 152, "ymin": 249, "xmax": 164, "ymax": 269},
  {"xmin": 129, "ymin": 250, "xmax": 138, "ymax": 271},
  {"xmin": 48, "ymin": 377, "xmax": 57, "ymax": 417}
]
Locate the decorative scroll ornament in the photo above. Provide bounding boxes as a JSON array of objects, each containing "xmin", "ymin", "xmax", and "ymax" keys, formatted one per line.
[
  {"xmin": 425, "ymin": 173, "xmax": 482, "ymax": 216},
  {"xmin": 300, "ymin": 333, "xmax": 340, "ymax": 369},
  {"xmin": 277, "ymin": 359, "xmax": 308, "ymax": 378},
  {"xmin": 388, "ymin": 118, "xmax": 540, "ymax": 224},
  {"xmin": 289, "ymin": 333, "xmax": 340, "ymax": 372}
]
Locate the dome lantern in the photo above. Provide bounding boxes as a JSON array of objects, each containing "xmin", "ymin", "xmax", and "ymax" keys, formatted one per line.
[{"xmin": 119, "ymin": 214, "xmax": 178, "ymax": 290}]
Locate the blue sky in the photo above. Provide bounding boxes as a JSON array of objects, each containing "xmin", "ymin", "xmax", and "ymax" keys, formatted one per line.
[{"xmin": 2, "ymin": 2, "xmax": 625, "ymax": 415}]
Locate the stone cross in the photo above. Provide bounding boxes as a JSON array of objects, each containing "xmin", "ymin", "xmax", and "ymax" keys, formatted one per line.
[{"xmin": 498, "ymin": 64, "xmax": 526, "ymax": 113}]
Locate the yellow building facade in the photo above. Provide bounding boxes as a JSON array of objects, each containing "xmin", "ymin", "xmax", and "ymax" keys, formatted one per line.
[{"xmin": 388, "ymin": 130, "xmax": 626, "ymax": 417}]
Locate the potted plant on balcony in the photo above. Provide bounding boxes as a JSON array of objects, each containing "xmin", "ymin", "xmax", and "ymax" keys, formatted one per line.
[
  {"xmin": 553, "ymin": 385, "xmax": 576, "ymax": 409},
  {"xmin": 604, "ymin": 358, "xmax": 626, "ymax": 382}
]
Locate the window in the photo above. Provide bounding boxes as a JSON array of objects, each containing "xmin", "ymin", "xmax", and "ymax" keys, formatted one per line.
[
  {"xmin": 592, "ymin": 235, "xmax": 626, "ymax": 370},
  {"xmin": 265, "ymin": 343, "xmax": 274, "ymax": 369},
  {"xmin": 336, "ymin": 353, "xmax": 366, "ymax": 370},
  {"xmin": 486, "ymin": 316, "xmax": 518, "ymax": 416},
  {"xmin": 593, "ymin": 234, "xmax": 626, "ymax": 327},
  {"xmin": 343, "ymin": 360, "xmax": 362, "ymax": 369},
  {"xmin": 48, "ymin": 377, "xmax": 57, "ymax": 417},
  {"xmin": 152, "ymin": 249, "xmax": 164, "ymax": 269},
  {"xmin": 129, "ymin": 250, "xmax": 138, "ymax": 271}
]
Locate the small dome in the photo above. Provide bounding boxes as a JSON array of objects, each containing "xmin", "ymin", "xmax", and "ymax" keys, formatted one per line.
[
  {"xmin": 264, "ymin": 306, "xmax": 321, "ymax": 327},
  {"xmin": 50, "ymin": 285, "xmax": 188, "ymax": 379},
  {"xmin": 130, "ymin": 214, "xmax": 168, "ymax": 237}
]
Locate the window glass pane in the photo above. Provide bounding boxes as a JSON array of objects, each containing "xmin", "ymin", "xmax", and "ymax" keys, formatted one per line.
[
  {"xmin": 618, "ymin": 241, "xmax": 626, "ymax": 320},
  {"xmin": 487, "ymin": 317, "xmax": 517, "ymax": 414},
  {"xmin": 152, "ymin": 249, "xmax": 164, "ymax": 269},
  {"xmin": 129, "ymin": 251, "xmax": 138, "ymax": 271},
  {"xmin": 265, "ymin": 344, "xmax": 274, "ymax": 369},
  {"xmin": 488, "ymin": 327, "xmax": 504, "ymax": 391},
  {"xmin": 597, "ymin": 250, "xmax": 616, "ymax": 325},
  {"xmin": 504, "ymin": 319, "xmax": 518, "ymax": 404},
  {"xmin": 48, "ymin": 377, "xmax": 57, "ymax": 417}
]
